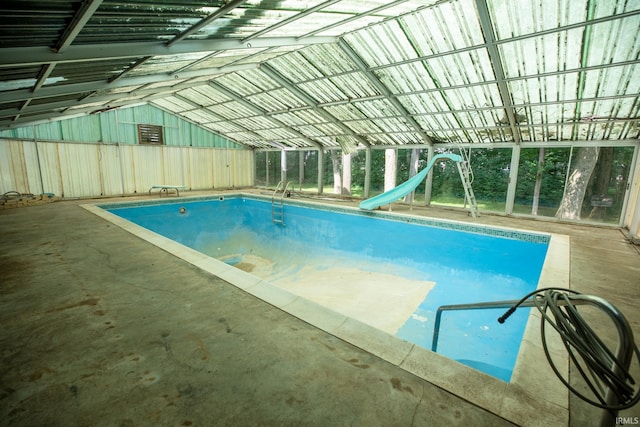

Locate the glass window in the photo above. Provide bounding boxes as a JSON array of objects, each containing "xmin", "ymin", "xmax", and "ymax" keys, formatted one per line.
[
  {"xmin": 254, "ymin": 151, "xmax": 281, "ymax": 188},
  {"xmin": 514, "ymin": 147, "xmax": 571, "ymax": 217},
  {"xmin": 515, "ymin": 146, "xmax": 635, "ymax": 224}
]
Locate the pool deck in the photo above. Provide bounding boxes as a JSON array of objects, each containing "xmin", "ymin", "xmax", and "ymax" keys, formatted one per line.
[{"xmin": 1, "ymin": 190, "xmax": 638, "ymax": 426}]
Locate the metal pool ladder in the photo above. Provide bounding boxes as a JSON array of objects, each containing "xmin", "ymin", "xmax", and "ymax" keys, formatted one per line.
[
  {"xmin": 456, "ymin": 147, "xmax": 479, "ymax": 218},
  {"xmin": 271, "ymin": 181, "xmax": 292, "ymax": 225}
]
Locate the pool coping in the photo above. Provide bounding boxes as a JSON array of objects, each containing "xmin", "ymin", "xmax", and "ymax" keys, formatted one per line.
[{"xmin": 83, "ymin": 193, "xmax": 571, "ymax": 427}]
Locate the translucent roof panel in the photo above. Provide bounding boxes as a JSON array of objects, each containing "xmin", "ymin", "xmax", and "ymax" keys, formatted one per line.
[
  {"xmin": 0, "ymin": 1, "xmax": 82, "ymax": 48},
  {"xmin": 0, "ymin": 0, "xmax": 637, "ymax": 145}
]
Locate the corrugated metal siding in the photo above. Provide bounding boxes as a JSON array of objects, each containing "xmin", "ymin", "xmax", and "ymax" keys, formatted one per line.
[
  {"xmin": 36, "ymin": 143, "xmax": 64, "ymax": 197},
  {"xmin": 0, "ymin": 105, "xmax": 245, "ymax": 149},
  {"xmin": 0, "ymin": 139, "xmax": 253, "ymax": 198},
  {"xmin": 0, "ymin": 140, "xmax": 40, "ymax": 194},
  {"xmin": 188, "ymin": 149, "xmax": 214, "ymax": 189},
  {"xmin": 57, "ymin": 143, "xmax": 103, "ymax": 197}
]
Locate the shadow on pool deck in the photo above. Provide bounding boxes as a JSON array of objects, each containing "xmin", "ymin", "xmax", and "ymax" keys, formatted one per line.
[{"xmin": 1, "ymin": 191, "xmax": 638, "ymax": 426}]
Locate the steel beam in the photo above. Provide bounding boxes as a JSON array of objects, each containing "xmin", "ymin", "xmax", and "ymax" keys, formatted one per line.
[
  {"xmin": 167, "ymin": 0, "xmax": 249, "ymax": 47},
  {"xmin": 0, "ymin": 36, "xmax": 338, "ymax": 68},
  {"xmin": 338, "ymin": 38, "xmax": 433, "ymax": 145},
  {"xmin": 243, "ymin": 0, "xmax": 341, "ymax": 42},
  {"xmin": 0, "ymin": 63, "xmax": 258, "ymax": 103},
  {"xmin": 475, "ymin": 0, "xmax": 520, "ymax": 143},
  {"xmin": 54, "ymin": 0, "xmax": 104, "ymax": 53}
]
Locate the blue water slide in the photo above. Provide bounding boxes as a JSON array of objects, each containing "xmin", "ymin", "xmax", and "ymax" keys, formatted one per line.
[{"xmin": 359, "ymin": 153, "xmax": 462, "ymax": 210}]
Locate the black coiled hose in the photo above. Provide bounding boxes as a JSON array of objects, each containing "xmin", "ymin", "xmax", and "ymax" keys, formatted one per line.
[{"xmin": 498, "ymin": 287, "xmax": 640, "ymax": 411}]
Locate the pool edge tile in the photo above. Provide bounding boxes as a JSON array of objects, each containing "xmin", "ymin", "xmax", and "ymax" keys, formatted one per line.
[
  {"xmin": 281, "ymin": 298, "xmax": 348, "ymax": 334},
  {"xmin": 399, "ymin": 345, "xmax": 506, "ymax": 415},
  {"xmin": 333, "ymin": 319, "xmax": 414, "ymax": 366},
  {"xmin": 246, "ymin": 281, "xmax": 299, "ymax": 308}
]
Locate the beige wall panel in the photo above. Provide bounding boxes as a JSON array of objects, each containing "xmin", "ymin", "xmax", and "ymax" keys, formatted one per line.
[
  {"xmin": 188, "ymin": 149, "xmax": 214, "ymax": 190},
  {"xmin": 0, "ymin": 140, "xmax": 44, "ymax": 195},
  {"xmin": 2, "ymin": 139, "xmax": 253, "ymax": 198},
  {"xmin": 212, "ymin": 150, "xmax": 230, "ymax": 188},
  {"xmin": 117, "ymin": 145, "xmax": 137, "ymax": 195},
  {"xmin": 35, "ymin": 142, "xmax": 64, "ymax": 197},
  {"xmin": 130, "ymin": 145, "xmax": 165, "ymax": 194},
  {"xmin": 229, "ymin": 150, "xmax": 254, "ymax": 187},
  {"xmin": 57, "ymin": 143, "xmax": 102, "ymax": 198},
  {"xmin": 98, "ymin": 144, "xmax": 124, "ymax": 196},
  {"xmin": 162, "ymin": 146, "xmax": 186, "ymax": 186}
]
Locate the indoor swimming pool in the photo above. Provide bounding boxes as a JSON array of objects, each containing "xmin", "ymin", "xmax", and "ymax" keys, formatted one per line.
[{"xmin": 99, "ymin": 194, "xmax": 550, "ymax": 382}]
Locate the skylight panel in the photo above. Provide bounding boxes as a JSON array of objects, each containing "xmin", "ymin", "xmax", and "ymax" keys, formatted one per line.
[
  {"xmin": 311, "ymin": 17, "xmax": 385, "ymax": 37},
  {"xmin": 293, "ymin": 109, "xmax": 329, "ymax": 124},
  {"xmin": 499, "ymin": 27, "xmax": 583, "ymax": 81},
  {"xmin": 371, "ymin": 117, "xmax": 412, "ymax": 133},
  {"xmin": 296, "ymin": 125, "xmax": 327, "ymax": 138},
  {"xmin": 587, "ymin": 17, "xmax": 640, "ymax": 66},
  {"xmin": 178, "ymin": 88, "xmax": 216, "ymax": 107},
  {"xmin": 246, "ymin": 92, "xmax": 292, "ymax": 112},
  {"xmin": 350, "ymin": 98, "xmax": 399, "ymax": 118},
  {"xmin": 298, "ymin": 79, "xmax": 345, "ymax": 104},
  {"xmin": 255, "ymin": 128, "xmax": 299, "ymax": 140},
  {"xmin": 214, "ymin": 74, "xmax": 264, "ymax": 97},
  {"xmin": 488, "ymin": 0, "xmax": 587, "ymax": 40},
  {"xmin": 152, "ymin": 96, "xmax": 194, "ymax": 112},
  {"xmin": 266, "ymin": 12, "xmax": 348, "ymax": 38},
  {"xmin": 207, "ymin": 102, "xmax": 251, "ymax": 120},
  {"xmin": 328, "ymin": 72, "xmax": 379, "ymax": 99},
  {"xmin": 267, "ymin": 51, "xmax": 326, "ymax": 82},
  {"xmin": 403, "ymin": 0, "xmax": 484, "ymax": 55},
  {"xmin": 181, "ymin": 110, "xmax": 219, "ymax": 124},
  {"xmin": 236, "ymin": 116, "xmax": 277, "ymax": 130},
  {"xmin": 129, "ymin": 53, "xmax": 213, "ymax": 76},
  {"xmin": 398, "ymin": 92, "xmax": 449, "ymax": 115},
  {"xmin": 298, "ymin": 44, "xmax": 358, "ymax": 76},
  {"xmin": 346, "ymin": 20, "xmax": 419, "ymax": 67},
  {"xmin": 190, "ymin": 85, "xmax": 232, "ymax": 103},
  {"xmin": 205, "ymin": 121, "xmax": 248, "ymax": 134},
  {"xmin": 344, "ymin": 119, "xmax": 383, "ymax": 134},
  {"xmin": 270, "ymin": 112, "xmax": 308, "ymax": 127},
  {"xmin": 508, "ymin": 73, "xmax": 579, "ymax": 107},
  {"xmin": 322, "ymin": 104, "xmax": 367, "ymax": 121}
]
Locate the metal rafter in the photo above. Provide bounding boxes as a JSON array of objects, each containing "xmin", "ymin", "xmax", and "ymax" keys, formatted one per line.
[
  {"xmin": 301, "ymin": 0, "xmax": 413, "ymax": 38},
  {"xmin": 0, "ymin": 36, "xmax": 338, "ymax": 68},
  {"xmin": 166, "ymin": 0, "xmax": 249, "ymax": 47},
  {"xmin": 338, "ymin": 38, "xmax": 433, "ymax": 145},
  {"xmin": 242, "ymin": 0, "xmax": 341, "ymax": 43},
  {"xmin": 475, "ymin": 0, "xmax": 521, "ymax": 143},
  {"xmin": 0, "ymin": 63, "xmax": 259, "ymax": 104},
  {"xmin": 207, "ymin": 80, "xmax": 322, "ymax": 149},
  {"xmin": 31, "ymin": 0, "xmax": 104, "ymax": 95},
  {"xmin": 54, "ymin": 0, "xmax": 104, "ymax": 53},
  {"xmin": 260, "ymin": 63, "xmax": 370, "ymax": 148}
]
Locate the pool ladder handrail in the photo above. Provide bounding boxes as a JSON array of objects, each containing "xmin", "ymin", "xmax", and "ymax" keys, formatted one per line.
[
  {"xmin": 271, "ymin": 180, "xmax": 292, "ymax": 225},
  {"xmin": 456, "ymin": 150, "xmax": 479, "ymax": 218},
  {"xmin": 431, "ymin": 295, "xmax": 636, "ymax": 425}
]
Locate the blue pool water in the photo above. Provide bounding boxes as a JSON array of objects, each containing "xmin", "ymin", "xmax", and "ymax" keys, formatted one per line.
[{"xmin": 104, "ymin": 195, "xmax": 549, "ymax": 382}]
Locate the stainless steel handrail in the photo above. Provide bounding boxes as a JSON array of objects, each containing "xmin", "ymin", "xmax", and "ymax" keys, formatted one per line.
[{"xmin": 430, "ymin": 294, "xmax": 637, "ymax": 425}]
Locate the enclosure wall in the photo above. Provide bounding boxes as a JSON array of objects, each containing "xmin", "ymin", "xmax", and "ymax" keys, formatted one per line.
[{"xmin": 0, "ymin": 139, "xmax": 253, "ymax": 198}]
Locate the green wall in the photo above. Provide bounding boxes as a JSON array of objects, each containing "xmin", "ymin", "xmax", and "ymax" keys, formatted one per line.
[{"xmin": 0, "ymin": 104, "xmax": 244, "ymax": 149}]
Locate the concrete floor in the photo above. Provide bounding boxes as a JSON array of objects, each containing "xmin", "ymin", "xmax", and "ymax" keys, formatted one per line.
[{"xmin": 1, "ymin": 193, "xmax": 638, "ymax": 426}]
